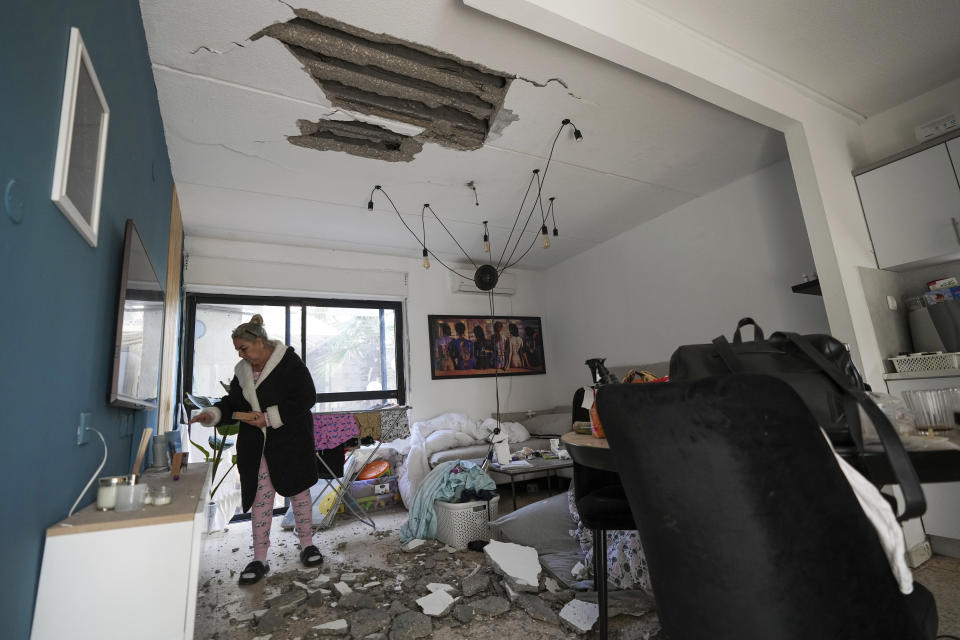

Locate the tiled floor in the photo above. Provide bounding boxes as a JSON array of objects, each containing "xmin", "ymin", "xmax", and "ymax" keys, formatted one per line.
[{"xmin": 194, "ymin": 481, "xmax": 960, "ymax": 639}]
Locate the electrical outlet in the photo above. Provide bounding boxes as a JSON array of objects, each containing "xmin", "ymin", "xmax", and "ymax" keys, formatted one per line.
[
  {"xmin": 120, "ymin": 414, "xmax": 133, "ymax": 437},
  {"xmin": 77, "ymin": 412, "xmax": 91, "ymax": 446}
]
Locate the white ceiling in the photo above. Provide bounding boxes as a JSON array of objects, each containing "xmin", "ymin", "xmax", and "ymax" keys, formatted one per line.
[
  {"xmin": 138, "ymin": 0, "xmax": 958, "ymax": 270},
  {"xmin": 632, "ymin": 0, "xmax": 960, "ymax": 118}
]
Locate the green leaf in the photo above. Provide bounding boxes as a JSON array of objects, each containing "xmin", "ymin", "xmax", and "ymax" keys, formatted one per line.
[
  {"xmin": 216, "ymin": 422, "xmax": 240, "ymax": 437},
  {"xmin": 185, "ymin": 392, "xmax": 213, "ymax": 410},
  {"xmin": 231, "ymin": 454, "xmax": 238, "ymax": 465},
  {"xmin": 189, "ymin": 438, "xmax": 211, "ymax": 460}
]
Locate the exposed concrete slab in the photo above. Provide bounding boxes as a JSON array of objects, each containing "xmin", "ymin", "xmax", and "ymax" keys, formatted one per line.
[{"xmin": 483, "ymin": 540, "xmax": 541, "ymax": 590}]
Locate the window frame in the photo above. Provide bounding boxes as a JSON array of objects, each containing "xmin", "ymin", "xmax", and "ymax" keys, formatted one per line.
[{"xmin": 182, "ymin": 293, "xmax": 406, "ymax": 408}]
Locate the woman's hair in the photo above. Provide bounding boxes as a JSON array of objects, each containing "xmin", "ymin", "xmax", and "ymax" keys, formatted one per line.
[
  {"xmin": 509, "ymin": 323, "xmax": 519, "ymax": 336},
  {"xmin": 232, "ymin": 314, "xmax": 269, "ymax": 342}
]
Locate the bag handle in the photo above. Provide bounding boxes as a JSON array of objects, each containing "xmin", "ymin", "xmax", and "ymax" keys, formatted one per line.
[
  {"xmin": 782, "ymin": 332, "xmax": 925, "ymax": 522},
  {"xmin": 732, "ymin": 318, "xmax": 764, "ymax": 344},
  {"xmin": 712, "ymin": 335, "xmax": 745, "ymax": 372}
]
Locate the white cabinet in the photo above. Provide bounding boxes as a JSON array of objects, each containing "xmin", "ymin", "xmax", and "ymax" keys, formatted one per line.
[
  {"xmin": 855, "ymin": 141, "xmax": 960, "ymax": 270},
  {"xmin": 31, "ymin": 463, "xmax": 210, "ymax": 640}
]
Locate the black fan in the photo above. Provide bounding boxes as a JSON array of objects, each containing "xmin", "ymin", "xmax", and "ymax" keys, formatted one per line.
[{"xmin": 474, "ymin": 264, "xmax": 499, "ymax": 291}]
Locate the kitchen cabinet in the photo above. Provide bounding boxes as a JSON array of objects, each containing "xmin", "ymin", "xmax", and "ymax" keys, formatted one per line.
[{"xmin": 855, "ymin": 139, "xmax": 960, "ymax": 271}]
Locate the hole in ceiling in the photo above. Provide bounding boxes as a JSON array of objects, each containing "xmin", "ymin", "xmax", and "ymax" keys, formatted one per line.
[{"xmin": 254, "ymin": 9, "xmax": 513, "ymax": 161}]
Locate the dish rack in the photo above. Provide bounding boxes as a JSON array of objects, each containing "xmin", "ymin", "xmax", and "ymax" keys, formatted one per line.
[{"xmin": 889, "ymin": 352, "xmax": 960, "ymax": 374}]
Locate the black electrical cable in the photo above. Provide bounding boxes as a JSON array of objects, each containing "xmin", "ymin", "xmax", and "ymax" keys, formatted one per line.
[
  {"xmin": 549, "ymin": 197, "xmax": 559, "ymax": 235},
  {"xmin": 371, "ymin": 187, "xmax": 472, "ymax": 281},
  {"xmin": 485, "ymin": 289, "xmax": 502, "ymax": 462},
  {"xmin": 496, "ymin": 171, "xmax": 538, "ymax": 269},
  {"xmin": 501, "ymin": 171, "xmax": 547, "ymax": 271},
  {"xmin": 425, "ymin": 205, "xmax": 478, "ymax": 270}
]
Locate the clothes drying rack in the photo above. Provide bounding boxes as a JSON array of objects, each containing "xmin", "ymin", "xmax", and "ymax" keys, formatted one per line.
[{"xmin": 311, "ymin": 440, "xmax": 382, "ymax": 531}]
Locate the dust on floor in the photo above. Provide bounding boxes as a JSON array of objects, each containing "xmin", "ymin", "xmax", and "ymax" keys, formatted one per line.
[{"xmin": 194, "ymin": 497, "xmax": 661, "ymax": 640}]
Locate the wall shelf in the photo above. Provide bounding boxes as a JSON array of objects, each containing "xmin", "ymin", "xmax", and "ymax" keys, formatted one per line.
[{"xmin": 791, "ymin": 278, "xmax": 822, "ymax": 296}]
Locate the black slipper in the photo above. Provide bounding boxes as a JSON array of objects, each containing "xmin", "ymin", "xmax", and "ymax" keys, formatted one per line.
[
  {"xmin": 238, "ymin": 560, "xmax": 269, "ymax": 585},
  {"xmin": 300, "ymin": 545, "xmax": 324, "ymax": 567}
]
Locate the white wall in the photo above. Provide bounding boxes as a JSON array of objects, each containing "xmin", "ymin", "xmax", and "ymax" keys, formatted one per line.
[
  {"xmin": 464, "ymin": 0, "xmax": 890, "ymax": 390},
  {"xmin": 543, "ymin": 160, "xmax": 829, "ymax": 404},
  {"xmin": 859, "ymin": 78, "xmax": 960, "ymax": 164},
  {"xmin": 183, "ymin": 237, "xmax": 554, "ymax": 421}
]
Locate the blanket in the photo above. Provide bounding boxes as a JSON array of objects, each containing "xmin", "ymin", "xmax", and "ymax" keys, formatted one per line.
[{"xmin": 395, "ymin": 413, "xmax": 529, "ymax": 507}]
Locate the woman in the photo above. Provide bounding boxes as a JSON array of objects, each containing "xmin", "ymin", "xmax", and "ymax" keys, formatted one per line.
[{"xmin": 190, "ymin": 314, "xmax": 322, "ymax": 585}]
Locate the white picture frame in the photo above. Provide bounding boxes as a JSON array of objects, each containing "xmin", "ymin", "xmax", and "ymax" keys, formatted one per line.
[{"xmin": 51, "ymin": 27, "xmax": 110, "ymax": 248}]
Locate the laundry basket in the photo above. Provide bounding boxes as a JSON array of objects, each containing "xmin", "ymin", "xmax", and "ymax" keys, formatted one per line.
[{"xmin": 434, "ymin": 495, "xmax": 500, "ymax": 550}]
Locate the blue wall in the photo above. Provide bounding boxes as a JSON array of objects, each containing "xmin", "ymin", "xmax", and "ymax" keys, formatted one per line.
[{"xmin": 0, "ymin": 1, "xmax": 173, "ymax": 637}]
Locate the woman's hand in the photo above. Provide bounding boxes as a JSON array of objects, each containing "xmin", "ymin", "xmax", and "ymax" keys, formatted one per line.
[
  {"xmin": 245, "ymin": 412, "xmax": 267, "ymax": 428},
  {"xmin": 189, "ymin": 412, "xmax": 213, "ymax": 425}
]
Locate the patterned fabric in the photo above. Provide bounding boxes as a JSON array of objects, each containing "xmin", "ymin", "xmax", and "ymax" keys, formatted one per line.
[
  {"xmin": 354, "ymin": 411, "xmax": 382, "ymax": 440},
  {"xmin": 568, "ymin": 484, "xmax": 652, "ymax": 592},
  {"xmin": 379, "ymin": 406, "xmax": 410, "ymax": 441},
  {"xmin": 313, "ymin": 413, "xmax": 359, "ymax": 450}
]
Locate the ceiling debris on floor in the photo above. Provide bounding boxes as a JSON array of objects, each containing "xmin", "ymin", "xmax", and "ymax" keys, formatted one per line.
[{"xmin": 254, "ymin": 9, "xmax": 513, "ymax": 161}]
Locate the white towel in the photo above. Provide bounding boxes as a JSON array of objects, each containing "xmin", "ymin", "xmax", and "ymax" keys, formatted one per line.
[{"xmin": 823, "ymin": 430, "xmax": 913, "ymax": 594}]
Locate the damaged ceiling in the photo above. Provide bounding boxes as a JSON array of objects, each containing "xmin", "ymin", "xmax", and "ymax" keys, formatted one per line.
[
  {"xmin": 139, "ymin": 0, "xmax": 790, "ymax": 269},
  {"xmin": 256, "ymin": 10, "xmax": 513, "ymax": 160}
]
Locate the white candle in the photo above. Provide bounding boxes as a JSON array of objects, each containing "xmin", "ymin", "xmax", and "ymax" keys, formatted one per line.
[{"xmin": 96, "ymin": 477, "xmax": 122, "ymax": 510}]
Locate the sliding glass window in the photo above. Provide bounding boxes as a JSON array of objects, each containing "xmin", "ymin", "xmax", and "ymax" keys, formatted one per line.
[{"xmin": 184, "ymin": 294, "xmax": 405, "ymax": 411}]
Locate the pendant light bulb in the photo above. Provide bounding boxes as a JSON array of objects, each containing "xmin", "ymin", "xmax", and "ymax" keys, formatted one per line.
[
  {"xmin": 541, "ymin": 225, "xmax": 551, "ymax": 248},
  {"xmin": 482, "ymin": 221, "xmax": 491, "ymax": 253},
  {"xmin": 422, "ymin": 247, "xmax": 431, "ymax": 269}
]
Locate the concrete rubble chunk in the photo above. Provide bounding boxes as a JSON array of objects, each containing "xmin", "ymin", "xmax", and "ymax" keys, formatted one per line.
[
  {"xmin": 544, "ymin": 577, "xmax": 561, "ymax": 593},
  {"xmin": 502, "ymin": 580, "xmax": 519, "ymax": 602},
  {"xmin": 389, "ymin": 600, "xmax": 411, "ymax": 616},
  {"xmin": 560, "ymin": 599, "xmax": 599, "ymax": 634},
  {"xmin": 483, "ymin": 540, "xmax": 541, "ymax": 590},
  {"xmin": 339, "ymin": 572, "xmax": 365, "ymax": 583},
  {"xmin": 339, "ymin": 591, "xmax": 377, "ymax": 610},
  {"xmin": 309, "ymin": 574, "xmax": 332, "ymax": 588},
  {"xmin": 471, "ymin": 595, "xmax": 511, "ymax": 617},
  {"xmin": 265, "ymin": 588, "xmax": 308, "ymax": 614},
  {"xmin": 235, "ymin": 608, "xmax": 269, "ymax": 623},
  {"xmin": 416, "ymin": 589, "xmax": 456, "ymax": 617},
  {"xmin": 402, "ymin": 539, "xmax": 426, "ymax": 552},
  {"xmin": 347, "ymin": 608, "xmax": 392, "ymax": 637},
  {"xmin": 516, "ymin": 593, "xmax": 560, "ymax": 623},
  {"xmin": 389, "ymin": 610, "xmax": 433, "ymax": 640},
  {"xmin": 333, "ymin": 581, "xmax": 353, "ymax": 596},
  {"xmin": 576, "ymin": 590, "xmax": 656, "ymax": 618},
  {"xmin": 426, "ymin": 583, "xmax": 456, "ymax": 594},
  {"xmin": 252, "ymin": 635, "xmax": 273, "ymax": 640},
  {"xmin": 363, "ymin": 581, "xmax": 382, "ymax": 588},
  {"xmin": 312, "ymin": 618, "xmax": 349, "ymax": 636},
  {"xmin": 453, "ymin": 603, "xmax": 475, "ymax": 624},
  {"xmin": 461, "ymin": 572, "xmax": 489, "ymax": 597}
]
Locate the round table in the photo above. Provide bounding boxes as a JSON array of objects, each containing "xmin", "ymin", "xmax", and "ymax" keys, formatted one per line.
[{"xmin": 561, "ymin": 431, "xmax": 617, "ymax": 472}]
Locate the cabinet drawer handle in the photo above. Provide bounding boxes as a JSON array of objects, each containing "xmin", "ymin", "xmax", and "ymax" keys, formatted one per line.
[{"xmin": 954, "ymin": 217, "xmax": 960, "ymax": 246}]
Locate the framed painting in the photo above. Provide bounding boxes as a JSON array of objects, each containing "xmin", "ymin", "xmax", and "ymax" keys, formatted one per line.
[
  {"xmin": 428, "ymin": 314, "xmax": 546, "ymax": 380},
  {"xmin": 51, "ymin": 27, "xmax": 110, "ymax": 248}
]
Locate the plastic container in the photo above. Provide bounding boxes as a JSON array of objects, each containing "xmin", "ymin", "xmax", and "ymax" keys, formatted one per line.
[
  {"xmin": 115, "ymin": 482, "xmax": 148, "ymax": 512},
  {"xmin": 888, "ymin": 352, "xmax": 960, "ymax": 374},
  {"xmin": 434, "ymin": 495, "xmax": 500, "ymax": 550},
  {"xmin": 902, "ymin": 389, "xmax": 960, "ymax": 433}
]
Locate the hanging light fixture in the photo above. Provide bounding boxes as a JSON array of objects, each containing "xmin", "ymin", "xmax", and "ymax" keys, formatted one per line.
[{"xmin": 367, "ymin": 118, "xmax": 581, "ymax": 289}]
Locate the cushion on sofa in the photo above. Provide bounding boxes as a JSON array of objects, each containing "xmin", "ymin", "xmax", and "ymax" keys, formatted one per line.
[
  {"xmin": 521, "ymin": 412, "xmax": 572, "ymax": 436},
  {"xmin": 490, "ymin": 492, "xmax": 579, "ymax": 555},
  {"xmin": 428, "ymin": 437, "xmax": 555, "ymax": 467}
]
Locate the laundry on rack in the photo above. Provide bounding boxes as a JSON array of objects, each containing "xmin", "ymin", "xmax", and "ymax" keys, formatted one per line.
[
  {"xmin": 316, "ymin": 442, "xmax": 346, "ymax": 479},
  {"xmin": 354, "ymin": 411, "xmax": 382, "ymax": 440},
  {"xmin": 313, "ymin": 413, "xmax": 360, "ymax": 450}
]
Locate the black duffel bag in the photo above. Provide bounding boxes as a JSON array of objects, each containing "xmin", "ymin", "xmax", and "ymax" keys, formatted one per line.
[{"xmin": 669, "ymin": 317, "xmax": 925, "ymax": 521}]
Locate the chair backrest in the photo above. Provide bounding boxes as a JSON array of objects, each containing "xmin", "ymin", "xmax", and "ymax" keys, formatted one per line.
[{"xmin": 597, "ymin": 374, "xmax": 926, "ymax": 640}]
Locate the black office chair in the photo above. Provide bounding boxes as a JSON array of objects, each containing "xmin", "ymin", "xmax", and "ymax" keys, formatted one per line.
[
  {"xmin": 597, "ymin": 374, "xmax": 938, "ymax": 640},
  {"xmin": 568, "ymin": 387, "xmax": 637, "ymax": 640}
]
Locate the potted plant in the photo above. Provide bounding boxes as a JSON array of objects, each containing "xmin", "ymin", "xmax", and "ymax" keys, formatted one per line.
[{"xmin": 184, "ymin": 392, "xmax": 240, "ymax": 532}]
